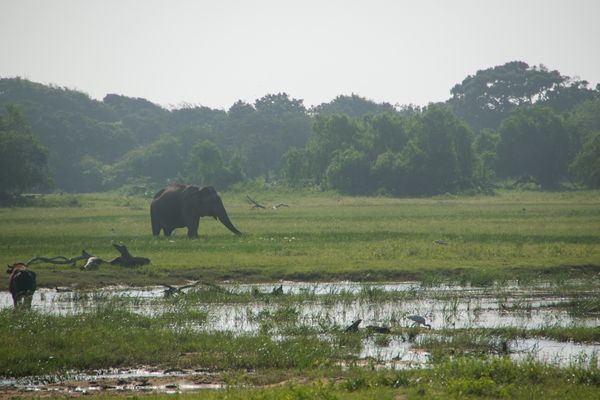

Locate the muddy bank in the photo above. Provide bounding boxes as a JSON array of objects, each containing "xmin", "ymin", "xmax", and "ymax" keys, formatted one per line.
[{"xmin": 1, "ymin": 367, "xmax": 225, "ymax": 397}]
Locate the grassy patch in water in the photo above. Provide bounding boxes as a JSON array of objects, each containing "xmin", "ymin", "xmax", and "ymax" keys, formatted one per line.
[
  {"xmin": 0, "ymin": 308, "xmax": 337, "ymax": 377},
  {"xmin": 473, "ymin": 327, "xmax": 600, "ymax": 344}
]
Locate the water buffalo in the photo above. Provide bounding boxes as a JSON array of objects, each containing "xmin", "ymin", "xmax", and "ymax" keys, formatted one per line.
[{"xmin": 7, "ymin": 263, "xmax": 36, "ymax": 310}]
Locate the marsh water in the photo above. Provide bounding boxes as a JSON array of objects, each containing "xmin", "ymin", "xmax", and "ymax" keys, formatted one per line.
[
  {"xmin": 2, "ymin": 281, "xmax": 599, "ymax": 331},
  {"xmin": 2, "ymin": 281, "xmax": 600, "ymax": 393}
]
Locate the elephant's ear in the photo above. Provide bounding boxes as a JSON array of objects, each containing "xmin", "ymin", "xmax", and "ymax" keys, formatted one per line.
[
  {"xmin": 182, "ymin": 185, "xmax": 218, "ymax": 206},
  {"xmin": 181, "ymin": 185, "xmax": 198, "ymax": 206}
]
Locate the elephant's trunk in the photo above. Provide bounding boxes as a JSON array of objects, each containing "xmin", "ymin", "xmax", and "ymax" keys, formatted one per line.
[{"xmin": 216, "ymin": 204, "xmax": 242, "ymax": 235}]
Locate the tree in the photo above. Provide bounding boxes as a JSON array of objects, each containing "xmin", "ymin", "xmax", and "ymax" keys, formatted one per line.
[
  {"xmin": 474, "ymin": 128, "xmax": 500, "ymax": 182},
  {"xmin": 78, "ymin": 155, "xmax": 106, "ymax": 192},
  {"xmin": 106, "ymin": 135, "xmax": 184, "ymax": 188},
  {"xmin": 225, "ymin": 94, "xmax": 312, "ymax": 181},
  {"xmin": 312, "ymin": 94, "xmax": 395, "ymax": 118},
  {"xmin": 398, "ymin": 105, "xmax": 476, "ymax": 195},
  {"xmin": 569, "ymin": 132, "xmax": 600, "ymax": 188},
  {"xmin": 361, "ymin": 113, "xmax": 409, "ymax": 158},
  {"xmin": 325, "ymin": 148, "xmax": 372, "ymax": 194},
  {"xmin": 496, "ymin": 107, "xmax": 569, "ymax": 189},
  {"xmin": 0, "ymin": 106, "xmax": 50, "ymax": 201},
  {"xmin": 449, "ymin": 61, "xmax": 596, "ymax": 132},
  {"xmin": 281, "ymin": 147, "xmax": 311, "ymax": 187},
  {"xmin": 185, "ymin": 140, "xmax": 244, "ymax": 190},
  {"xmin": 371, "ymin": 150, "xmax": 403, "ymax": 195},
  {"xmin": 306, "ymin": 115, "xmax": 361, "ymax": 184},
  {"xmin": 565, "ymin": 98, "xmax": 600, "ymax": 159}
]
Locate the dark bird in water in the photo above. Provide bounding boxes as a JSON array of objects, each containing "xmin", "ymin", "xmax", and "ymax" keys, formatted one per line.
[
  {"xmin": 345, "ymin": 319, "xmax": 362, "ymax": 332},
  {"xmin": 272, "ymin": 285, "xmax": 284, "ymax": 295},
  {"xmin": 407, "ymin": 315, "xmax": 432, "ymax": 329},
  {"xmin": 162, "ymin": 282, "xmax": 201, "ymax": 297}
]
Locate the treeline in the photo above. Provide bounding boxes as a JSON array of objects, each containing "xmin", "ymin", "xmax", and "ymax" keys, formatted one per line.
[{"xmin": 1, "ymin": 61, "xmax": 599, "ymax": 200}]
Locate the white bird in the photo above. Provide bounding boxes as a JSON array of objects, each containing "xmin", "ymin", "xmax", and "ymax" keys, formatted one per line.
[
  {"xmin": 81, "ymin": 257, "xmax": 104, "ymax": 270},
  {"xmin": 407, "ymin": 315, "xmax": 432, "ymax": 329}
]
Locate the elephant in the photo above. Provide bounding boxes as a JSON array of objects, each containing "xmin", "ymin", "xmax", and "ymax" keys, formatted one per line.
[{"xmin": 151, "ymin": 184, "xmax": 241, "ymax": 238}]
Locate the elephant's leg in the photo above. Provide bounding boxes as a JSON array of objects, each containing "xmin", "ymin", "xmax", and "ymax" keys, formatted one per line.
[
  {"xmin": 151, "ymin": 213, "xmax": 162, "ymax": 236},
  {"xmin": 187, "ymin": 219, "xmax": 199, "ymax": 238}
]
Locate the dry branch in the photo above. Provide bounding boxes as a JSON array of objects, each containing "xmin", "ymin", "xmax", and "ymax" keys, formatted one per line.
[
  {"xmin": 21, "ymin": 244, "xmax": 150, "ymax": 270},
  {"xmin": 246, "ymin": 195, "xmax": 266, "ymax": 209},
  {"xmin": 108, "ymin": 244, "xmax": 150, "ymax": 267},
  {"xmin": 26, "ymin": 250, "xmax": 93, "ymax": 267}
]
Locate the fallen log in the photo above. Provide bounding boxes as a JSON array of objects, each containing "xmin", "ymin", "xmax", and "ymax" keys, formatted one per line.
[
  {"xmin": 108, "ymin": 244, "xmax": 150, "ymax": 267},
  {"xmin": 26, "ymin": 250, "xmax": 93, "ymax": 267},
  {"xmin": 21, "ymin": 244, "xmax": 150, "ymax": 270}
]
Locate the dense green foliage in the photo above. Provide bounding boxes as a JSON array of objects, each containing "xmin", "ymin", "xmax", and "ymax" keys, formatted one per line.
[
  {"xmin": 0, "ymin": 106, "xmax": 49, "ymax": 202},
  {"xmin": 449, "ymin": 61, "xmax": 598, "ymax": 132},
  {"xmin": 1, "ymin": 60, "xmax": 599, "ymax": 196},
  {"xmin": 496, "ymin": 107, "xmax": 570, "ymax": 188}
]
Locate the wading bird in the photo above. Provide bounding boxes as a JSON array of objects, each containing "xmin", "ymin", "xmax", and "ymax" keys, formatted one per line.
[
  {"xmin": 407, "ymin": 315, "xmax": 431, "ymax": 329},
  {"xmin": 81, "ymin": 256, "xmax": 105, "ymax": 270},
  {"xmin": 345, "ymin": 319, "xmax": 362, "ymax": 332}
]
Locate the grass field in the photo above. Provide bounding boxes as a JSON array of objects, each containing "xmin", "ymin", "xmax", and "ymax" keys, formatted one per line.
[
  {"xmin": 0, "ymin": 188, "xmax": 599, "ymax": 288},
  {"xmin": 2, "ymin": 189, "xmax": 600, "ymax": 399}
]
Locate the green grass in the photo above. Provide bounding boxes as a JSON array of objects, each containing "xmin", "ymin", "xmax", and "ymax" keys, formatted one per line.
[
  {"xmin": 0, "ymin": 307, "xmax": 337, "ymax": 377},
  {"xmin": 1, "ymin": 189, "xmax": 599, "ymax": 289},
  {"xmin": 2, "ymin": 189, "xmax": 600, "ymax": 398}
]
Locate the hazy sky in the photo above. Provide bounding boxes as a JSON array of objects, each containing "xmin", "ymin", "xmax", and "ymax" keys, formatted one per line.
[{"xmin": 1, "ymin": 0, "xmax": 599, "ymax": 110}]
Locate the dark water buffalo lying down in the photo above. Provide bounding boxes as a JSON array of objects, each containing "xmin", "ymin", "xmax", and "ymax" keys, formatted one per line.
[{"xmin": 7, "ymin": 263, "xmax": 36, "ymax": 310}]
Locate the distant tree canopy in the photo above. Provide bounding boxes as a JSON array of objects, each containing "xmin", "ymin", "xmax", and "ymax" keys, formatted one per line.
[
  {"xmin": 1, "ymin": 61, "xmax": 599, "ymax": 197},
  {"xmin": 0, "ymin": 106, "xmax": 49, "ymax": 202},
  {"xmin": 449, "ymin": 61, "xmax": 598, "ymax": 133},
  {"xmin": 298, "ymin": 106, "xmax": 477, "ymax": 196},
  {"xmin": 496, "ymin": 107, "xmax": 570, "ymax": 189},
  {"xmin": 312, "ymin": 94, "xmax": 396, "ymax": 118}
]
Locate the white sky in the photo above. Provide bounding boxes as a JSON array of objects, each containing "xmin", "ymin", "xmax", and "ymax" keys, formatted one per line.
[{"xmin": 1, "ymin": 0, "xmax": 599, "ymax": 110}]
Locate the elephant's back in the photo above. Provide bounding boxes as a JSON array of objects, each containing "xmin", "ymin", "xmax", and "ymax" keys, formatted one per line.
[
  {"xmin": 150, "ymin": 186, "xmax": 186, "ymax": 227},
  {"xmin": 152, "ymin": 188, "xmax": 166, "ymax": 199},
  {"xmin": 153, "ymin": 183, "xmax": 188, "ymax": 200}
]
